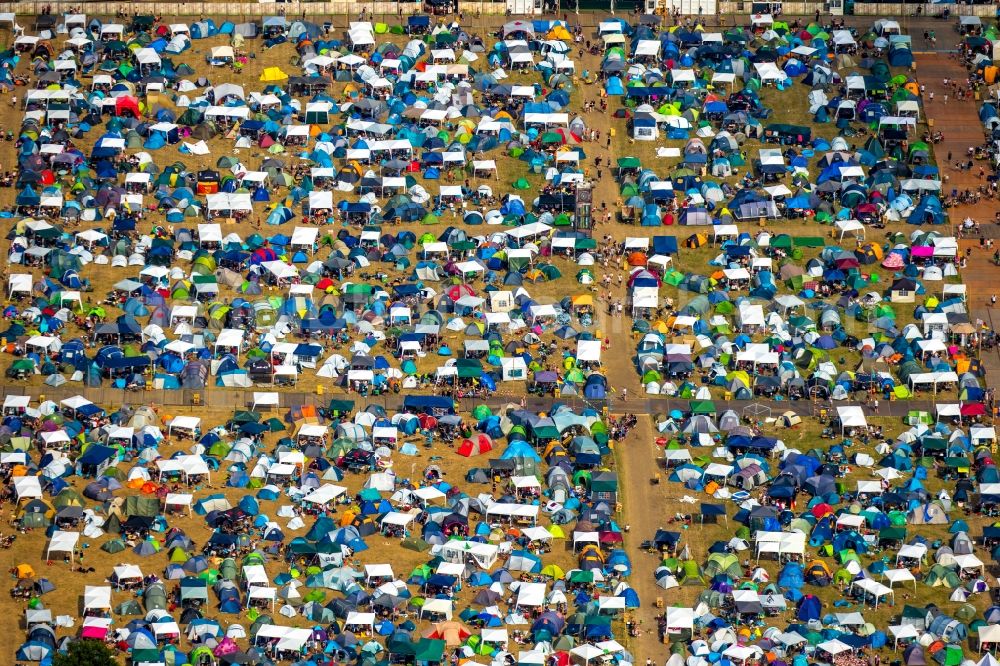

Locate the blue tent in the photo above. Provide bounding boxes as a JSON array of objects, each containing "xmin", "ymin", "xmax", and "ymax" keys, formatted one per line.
[{"xmin": 797, "ymin": 594, "xmax": 821, "ymax": 621}]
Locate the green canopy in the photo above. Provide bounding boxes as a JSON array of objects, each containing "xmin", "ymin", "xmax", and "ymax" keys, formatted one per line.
[
  {"xmin": 689, "ymin": 400, "xmax": 716, "ymax": 415},
  {"xmin": 328, "ymin": 399, "xmax": 355, "ymax": 414},
  {"xmin": 456, "ymin": 359, "xmax": 483, "ymax": 378},
  {"xmin": 414, "ymin": 639, "xmax": 446, "ymax": 662}
]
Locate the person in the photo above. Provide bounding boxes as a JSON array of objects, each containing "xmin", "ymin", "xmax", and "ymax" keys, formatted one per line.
[
  {"xmin": 872, "ymin": 399, "xmax": 879, "ymax": 414},
  {"xmin": 622, "ymin": 387, "xmax": 628, "ymax": 401},
  {"xmin": 993, "ymin": 294, "xmax": 997, "ymax": 307}
]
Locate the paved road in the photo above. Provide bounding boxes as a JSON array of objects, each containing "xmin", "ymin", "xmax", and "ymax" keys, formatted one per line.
[
  {"xmin": 6, "ymin": 382, "xmax": 970, "ymax": 420},
  {"xmin": 915, "ymin": 52, "xmax": 999, "ymax": 231}
]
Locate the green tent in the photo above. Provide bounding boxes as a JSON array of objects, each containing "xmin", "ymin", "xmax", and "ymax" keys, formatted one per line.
[
  {"xmin": 770, "ymin": 234, "xmax": 792, "ymax": 249},
  {"xmin": 456, "ymin": 359, "xmax": 483, "ymax": 379},
  {"xmin": 663, "ymin": 270, "xmax": 684, "ymax": 287},
  {"xmin": 328, "ymin": 399, "xmax": 355, "ymax": 414},
  {"xmin": 679, "ymin": 561, "xmax": 704, "ymax": 586},
  {"xmin": 704, "ymin": 553, "xmax": 740, "ymax": 578},
  {"xmin": 689, "ymin": 400, "xmax": 716, "ymax": 416},
  {"xmin": 102, "ymin": 539, "xmax": 126, "ymax": 554},
  {"xmin": 414, "ymin": 639, "xmax": 446, "ymax": 663},
  {"xmin": 402, "ymin": 538, "xmax": 430, "ymax": 552}
]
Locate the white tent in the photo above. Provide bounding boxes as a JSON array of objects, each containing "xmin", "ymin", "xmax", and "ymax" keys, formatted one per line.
[
  {"xmin": 14, "ymin": 476, "xmax": 42, "ymax": 499},
  {"xmin": 83, "ymin": 585, "xmax": 112, "ymax": 611},
  {"xmin": 421, "ymin": 598, "xmax": 453, "ymax": 619},
  {"xmin": 8, "ymin": 273, "xmax": 32, "ymax": 298},
  {"xmin": 851, "ymin": 578, "xmax": 893, "ymax": 607},
  {"xmin": 576, "ymin": 340, "xmax": 602, "ymax": 363},
  {"xmin": 484, "ymin": 503, "xmax": 539, "ymax": 525},
  {"xmin": 755, "ymin": 531, "xmax": 805, "ymax": 560},
  {"xmin": 837, "ymin": 406, "xmax": 867, "ymax": 433},
  {"xmin": 515, "ymin": 582, "xmax": 547, "ymax": 607},
  {"xmin": 437, "ymin": 540, "xmax": 499, "ymax": 569},
  {"xmin": 302, "ymin": 484, "xmax": 348, "ymax": 506},
  {"xmin": 167, "ymin": 415, "xmax": 201, "ymax": 437},
  {"xmin": 252, "ymin": 392, "xmax": 280, "ymax": 410},
  {"xmin": 884, "ymin": 568, "xmax": 916, "ymax": 590},
  {"xmin": 889, "ymin": 624, "xmax": 919, "ymax": 649},
  {"xmin": 164, "ymin": 493, "xmax": 194, "ymax": 515},
  {"xmin": 664, "ymin": 607, "xmax": 694, "ymax": 632},
  {"xmin": 2, "ymin": 395, "xmax": 29, "ymax": 415},
  {"xmin": 835, "ymin": 219, "xmax": 865, "ymax": 239},
  {"xmin": 979, "ymin": 626, "xmax": 1000, "ymax": 652},
  {"xmin": 46, "ymin": 530, "xmax": 80, "ymax": 562}
]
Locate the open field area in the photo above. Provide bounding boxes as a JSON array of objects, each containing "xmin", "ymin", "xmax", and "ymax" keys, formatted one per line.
[{"xmin": 0, "ymin": 7, "xmax": 997, "ymax": 666}]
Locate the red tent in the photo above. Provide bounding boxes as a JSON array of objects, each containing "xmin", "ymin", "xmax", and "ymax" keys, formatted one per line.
[
  {"xmin": 457, "ymin": 434, "xmax": 493, "ymax": 457},
  {"xmin": 115, "ymin": 95, "xmax": 140, "ymax": 118},
  {"xmin": 961, "ymin": 403, "xmax": 986, "ymax": 417}
]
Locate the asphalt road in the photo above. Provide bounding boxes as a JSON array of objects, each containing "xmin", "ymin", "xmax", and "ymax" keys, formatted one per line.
[{"xmin": 4, "ymin": 382, "xmax": 969, "ymax": 419}]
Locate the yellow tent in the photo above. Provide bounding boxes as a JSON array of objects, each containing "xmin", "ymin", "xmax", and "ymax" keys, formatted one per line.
[
  {"xmin": 260, "ymin": 67, "xmax": 289, "ymax": 82},
  {"xmin": 18, "ymin": 499, "xmax": 54, "ymax": 518},
  {"xmin": 807, "ymin": 559, "xmax": 832, "ymax": 576},
  {"xmin": 727, "ymin": 370, "xmax": 751, "ymax": 388},
  {"xmin": 862, "ymin": 243, "xmax": 884, "ymax": 260},
  {"xmin": 546, "ymin": 25, "xmax": 571, "ymax": 40},
  {"xmin": 15, "ymin": 564, "xmax": 35, "ymax": 578},
  {"xmin": 540, "ymin": 564, "xmax": 565, "ymax": 578}
]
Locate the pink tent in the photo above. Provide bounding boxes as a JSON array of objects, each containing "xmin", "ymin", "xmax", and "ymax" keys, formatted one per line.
[{"xmin": 214, "ymin": 637, "xmax": 240, "ymax": 656}]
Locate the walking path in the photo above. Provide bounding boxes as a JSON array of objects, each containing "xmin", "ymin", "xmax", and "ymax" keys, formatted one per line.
[
  {"xmin": 5, "ymin": 382, "xmax": 967, "ymax": 419},
  {"xmin": 915, "ymin": 53, "xmax": 999, "ymax": 231}
]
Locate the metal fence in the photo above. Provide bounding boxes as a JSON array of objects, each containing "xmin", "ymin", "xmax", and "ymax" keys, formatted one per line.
[{"xmin": 0, "ymin": 1, "xmax": 985, "ymax": 20}]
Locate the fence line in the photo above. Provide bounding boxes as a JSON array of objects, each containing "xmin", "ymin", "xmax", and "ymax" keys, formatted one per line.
[{"xmin": 2, "ymin": 1, "xmax": 978, "ymax": 19}]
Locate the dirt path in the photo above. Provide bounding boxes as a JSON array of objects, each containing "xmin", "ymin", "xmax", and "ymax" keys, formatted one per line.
[
  {"xmin": 616, "ymin": 416, "xmax": 666, "ymax": 663},
  {"xmin": 616, "ymin": 416, "xmax": 714, "ymax": 663},
  {"xmin": 959, "ymin": 238, "xmax": 1000, "ymax": 381}
]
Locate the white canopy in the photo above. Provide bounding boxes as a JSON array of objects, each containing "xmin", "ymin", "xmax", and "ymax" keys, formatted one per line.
[
  {"xmin": 837, "ymin": 406, "xmax": 867, "ymax": 431},
  {"xmin": 84, "ymin": 585, "xmax": 112, "ymax": 610},
  {"xmin": 47, "ymin": 530, "xmax": 80, "ymax": 562}
]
